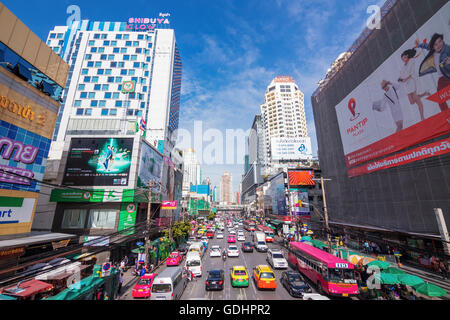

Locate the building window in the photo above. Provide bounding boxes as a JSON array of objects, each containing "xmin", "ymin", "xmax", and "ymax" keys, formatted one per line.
[
  {"xmin": 123, "ymin": 34, "xmax": 129, "ymax": 40},
  {"xmin": 140, "ymin": 102, "xmax": 145, "ymax": 108},
  {"xmin": 112, "ymin": 92, "xmax": 119, "ymax": 99},
  {"xmin": 91, "ymin": 76, "xmax": 99, "ymax": 83},
  {"xmin": 104, "ymin": 92, "xmax": 112, "ymax": 99},
  {"xmin": 88, "ymin": 40, "xmax": 95, "ymax": 46},
  {"xmin": 103, "ymin": 40, "xmax": 110, "ymax": 46},
  {"xmin": 90, "ymin": 47, "xmax": 97, "ymax": 53},
  {"xmin": 83, "ymin": 76, "xmax": 91, "ymax": 82},
  {"xmin": 115, "ymin": 76, "xmax": 122, "ymax": 83},
  {"xmin": 78, "ymin": 84, "xmax": 85, "ymax": 90},
  {"xmin": 113, "ymin": 48, "xmax": 119, "ymax": 53},
  {"xmin": 107, "ymin": 77, "xmax": 114, "ymax": 83},
  {"xmin": 49, "ymin": 33, "xmax": 56, "ymax": 39},
  {"xmin": 128, "ymin": 69, "xmax": 135, "ymax": 76},
  {"xmin": 130, "ymin": 55, "xmax": 137, "ymax": 61},
  {"xmin": 120, "ymin": 48, "xmax": 127, "ymax": 53},
  {"xmin": 110, "ymin": 62, "xmax": 117, "ymax": 68},
  {"xmin": 98, "ymin": 47, "xmax": 105, "ymax": 53},
  {"xmin": 97, "ymin": 69, "xmax": 104, "ymax": 75},
  {"xmin": 94, "ymin": 34, "xmax": 100, "ymax": 39},
  {"xmin": 115, "ymin": 34, "xmax": 122, "ymax": 40},
  {"xmin": 120, "ymin": 69, "xmax": 127, "ymax": 75},
  {"xmin": 110, "ymin": 109, "xmax": 117, "ymax": 116},
  {"xmin": 76, "ymin": 108, "xmax": 84, "ymax": 115},
  {"xmin": 115, "ymin": 100, "xmax": 122, "ymax": 107},
  {"xmin": 90, "ymin": 100, "xmax": 98, "ymax": 107},
  {"xmin": 123, "ymin": 55, "xmax": 129, "ymax": 61},
  {"xmin": 101, "ymin": 34, "xmax": 107, "ymax": 39},
  {"xmin": 74, "ymin": 100, "xmax": 82, "ymax": 107},
  {"xmin": 125, "ymin": 41, "xmax": 132, "ymax": 46},
  {"xmin": 118, "ymin": 62, "xmax": 125, "ymax": 68},
  {"xmin": 62, "ymin": 209, "xmax": 87, "ymax": 229},
  {"xmin": 133, "ymin": 62, "xmax": 140, "ymax": 68},
  {"xmin": 81, "ymin": 68, "xmax": 88, "ymax": 75},
  {"xmin": 105, "ymin": 69, "xmax": 112, "ymax": 75},
  {"xmin": 108, "ymin": 54, "xmax": 114, "ymax": 61},
  {"xmin": 95, "ymin": 61, "xmax": 102, "ymax": 68},
  {"xmin": 133, "ymin": 41, "xmax": 139, "ymax": 46},
  {"xmin": 99, "ymin": 100, "xmax": 106, "ymax": 107},
  {"xmin": 80, "ymin": 92, "xmax": 87, "ymax": 98},
  {"xmin": 135, "ymin": 48, "xmax": 142, "ymax": 54},
  {"xmin": 87, "ymin": 61, "xmax": 94, "ymax": 67},
  {"xmin": 85, "ymin": 108, "xmax": 92, "ymax": 115},
  {"xmin": 88, "ymin": 92, "xmax": 96, "ymax": 99},
  {"xmin": 100, "ymin": 54, "xmax": 107, "ymax": 60},
  {"xmin": 137, "ymin": 35, "xmax": 144, "ymax": 40},
  {"xmin": 94, "ymin": 84, "xmax": 101, "ymax": 90},
  {"xmin": 85, "ymin": 54, "xmax": 92, "ymax": 60},
  {"xmin": 101, "ymin": 109, "xmax": 109, "ymax": 116},
  {"xmin": 102, "ymin": 84, "xmax": 109, "ymax": 91},
  {"xmin": 111, "ymin": 41, "xmax": 117, "ymax": 46}
]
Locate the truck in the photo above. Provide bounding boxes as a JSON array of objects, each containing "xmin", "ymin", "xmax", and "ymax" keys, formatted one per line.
[{"xmin": 254, "ymin": 231, "xmax": 268, "ymax": 252}]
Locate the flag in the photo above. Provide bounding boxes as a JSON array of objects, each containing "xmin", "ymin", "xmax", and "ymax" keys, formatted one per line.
[{"xmin": 136, "ymin": 118, "xmax": 146, "ymax": 138}]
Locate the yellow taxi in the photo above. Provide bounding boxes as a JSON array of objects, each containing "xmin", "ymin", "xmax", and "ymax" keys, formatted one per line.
[
  {"xmin": 230, "ymin": 266, "xmax": 249, "ymax": 288},
  {"xmin": 252, "ymin": 265, "xmax": 277, "ymax": 290}
]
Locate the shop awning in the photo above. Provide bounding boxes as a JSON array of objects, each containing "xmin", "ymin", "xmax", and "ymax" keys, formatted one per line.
[
  {"xmin": 0, "ymin": 232, "xmax": 76, "ymax": 251},
  {"xmin": 0, "ymin": 294, "xmax": 17, "ymax": 300},
  {"xmin": 270, "ymin": 220, "xmax": 283, "ymax": 226},
  {"xmin": 45, "ymin": 276, "xmax": 105, "ymax": 300},
  {"xmin": 2, "ymin": 280, "xmax": 53, "ymax": 298}
]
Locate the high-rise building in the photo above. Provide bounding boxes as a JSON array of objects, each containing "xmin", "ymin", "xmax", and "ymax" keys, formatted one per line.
[
  {"xmin": 260, "ymin": 76, "xmax": 307, "ymax": 174},
  {"xmin": 182, "ymin": 148, "xmax": 201, "ymax": 196},
  {"xmin": 46, "ymin": 19, "xmax": 181, "ymax": 159},
  {"xmin": 220, "ymin": 171, "xmax": 232, "ymax": 205}
]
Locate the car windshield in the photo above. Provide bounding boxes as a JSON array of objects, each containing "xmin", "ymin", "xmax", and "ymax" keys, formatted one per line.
[
  {"xmin": 229, "ymin": 246, "xmax": 237, "ymax": 250},
  {"xmin": 258, "ymin": 241, "xmax": 266, "ymax": 245},
  {"xmin": 187, "ymin": 260, "xmax": 201, "ymax": 267},
  {"xmin": 260, "ymin": 272, "xmax": 275, "ymax": 279},
  {"xmin": 272, "ymin": 253, "xmax": 284, "ymax": 259},
  {"xmin": 137, "ymin": 279, "xmax": 152, "ymax": 285},
  {"xmin": 212, "ymin": 247, "xmax": 220, "ymax": 251},
  {"xmin": 169, "ymin": 254, "xmax": 178, "ymax": 258},
  {"xmin": 234, "ymin": 270, "xmax": 247, "ymax": 276},
  {"xmin": 151, "ymin": 284, "xmax": 171, "ymax": 293}
]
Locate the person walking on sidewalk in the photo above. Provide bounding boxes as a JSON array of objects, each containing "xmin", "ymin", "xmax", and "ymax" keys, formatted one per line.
[
  {"xmin": 118, "ymin": 272, "xmax": 123, "ymax": 294},
  {"xmin": 439, "ymin": 259, "xmax": 449, "ymax": 280}
]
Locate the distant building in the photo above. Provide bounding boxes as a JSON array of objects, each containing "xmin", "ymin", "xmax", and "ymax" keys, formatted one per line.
[{"xmin": 220, "ymin": 171, "xmax": 232, "ymax": 205}]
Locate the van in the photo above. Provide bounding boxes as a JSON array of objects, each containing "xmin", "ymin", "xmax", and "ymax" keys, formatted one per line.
[
  {"xmin": 255, "ymin": 231, "xmax": 268, "ymax": 252},
  {"xmin": 188, "ymin": 242, "xmax": 205, "ymax": 257},
  {"xmin": 185, "ymin": 252, "xmax": 202, "ymax": 277},
  {"xmin": 150, "ymin": 266, "xmax": 187, "ymax": 300}
]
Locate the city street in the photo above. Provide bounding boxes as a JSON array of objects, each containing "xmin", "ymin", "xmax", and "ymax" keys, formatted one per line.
[{"xmin": 120, "ymin": 228, "xmax": 319, "ymax": 300}]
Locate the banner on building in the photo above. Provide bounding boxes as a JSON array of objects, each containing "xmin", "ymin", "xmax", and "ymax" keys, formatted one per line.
[
  {"xmin": 271, "ymin": 137, "xmax": 312, "ymax": 161},
  {"xmin": 335, "ymin": 3, "xmax": 450, "ymax": 170}
]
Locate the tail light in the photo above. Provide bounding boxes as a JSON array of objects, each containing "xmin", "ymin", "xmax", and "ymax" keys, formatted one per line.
[
  {"xmin": 218, "ymin": 281, "xmax": 223, "ymax": 285},
  {"xmin": 205, "ymin": 281, "xmax": 209, "ymax": 285},
  {"xmin": 171, "ymin": 292, "xmax": 174, "ymax": 300}
]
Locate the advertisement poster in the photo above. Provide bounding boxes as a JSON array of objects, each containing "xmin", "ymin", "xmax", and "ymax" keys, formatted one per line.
[
  {"xmin": 290, "ymin": 189, "xmax": 310, "ymax": 215},
  {"xmin": 173, "ymin": 170, "xmax": 183, "ymax": 220},
  {"xmin": 264, "ymin": 173, "xmax": 287, "ymax": 216},
  {"xmin": 0, "ymin": 120, "xmax": 50, "ymax": 193},
  {"xmin": 160, "ymin": 156, "xmax": 175, "ymax": 201},
  {"xmin": 117, "ymin": 202, "xmax": 137, "ymax": 235},
  {"xmin": 335, "ymin": 2, "xmax": 450, "ymax": 170},
  {"xmin": 137, "ymin": 140, "xmax": 162, "ymax": 190},
  {"xmin": 271, "ymin": 137, "xmax": 313, "ymax": 160},
  {"xmin": 288, "ymin": 170, "xmax": 316, "ymax": 186},
  {"xmin": 63, "ymin": 138, "xmax": 133, "ymax": 186}
]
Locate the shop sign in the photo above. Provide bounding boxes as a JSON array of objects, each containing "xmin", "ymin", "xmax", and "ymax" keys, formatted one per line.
[
  {"xmin": 51, "ymin": 239, "xmax": 71, "ymax": 250},
  {"xmin": 0, "ymin": 247, "xmax": 25, "ymax": 260},
  {"xmin": 0, "ymin": 197, "xmax": 35, "ymax": 225}
]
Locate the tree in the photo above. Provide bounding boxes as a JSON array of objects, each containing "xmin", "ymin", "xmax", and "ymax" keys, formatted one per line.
[{"xmin": 208, "ymin": 212, "xmax": 215, "ymax": 221}]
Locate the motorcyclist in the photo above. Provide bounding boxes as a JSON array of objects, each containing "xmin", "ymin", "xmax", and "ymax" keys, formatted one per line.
[{"xmin": 222, "ymin": 248, "xmax": 227, "ymax": 261}]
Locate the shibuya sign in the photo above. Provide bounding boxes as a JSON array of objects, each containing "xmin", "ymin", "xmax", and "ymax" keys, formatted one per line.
[{"xmin": 127, "ymin": 16, "xmax": 170, "ymax": 31}]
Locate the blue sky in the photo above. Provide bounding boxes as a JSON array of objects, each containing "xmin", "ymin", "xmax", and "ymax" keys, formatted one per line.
[{"xmin": 3, "ymin": 0, "xmax": 385, "ymax": 197}]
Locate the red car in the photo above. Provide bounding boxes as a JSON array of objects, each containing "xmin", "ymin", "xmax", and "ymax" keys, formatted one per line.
[
  {"xmin": 166, "ymin": 251, "xmax": 183, "ymax": 266},
  {"xmin": 206, "ymin": 231, "xmax": 214, "ymax": 238},
  {"xmin": 132, "ymin": 273, "xmax": 157, "ymax": 298}
]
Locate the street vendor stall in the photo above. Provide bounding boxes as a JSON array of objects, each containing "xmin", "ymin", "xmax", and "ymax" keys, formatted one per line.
[{"xmin": 1, "ymin": 279, "xmax": 53, "ymax": 300}]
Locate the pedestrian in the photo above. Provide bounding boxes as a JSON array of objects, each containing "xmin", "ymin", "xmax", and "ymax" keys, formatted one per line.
[
  {"xmin": 364, "ymin": 241, "xmax": 370, "ymax": 254},
  {"xmin": 140, "ymin": 265, "xmax": 146, "ymax": 277},
  {"xmin": 123, "ymin": 255, "xmax": 129, "ymax": 269},
  {"xmin": 118, "ymin": 272, "xmax": 123, "ymax": 294},
  {"xmin": 439, "ymin": 259, "xmax": 449, "ymax": 280},
  {"xmin": 120, "ymin": 259, "xmax": 125, "ymax": 272}
]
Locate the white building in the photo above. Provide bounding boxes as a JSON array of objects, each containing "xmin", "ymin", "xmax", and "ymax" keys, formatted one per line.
[
  {"xmin": 182, "ymin": 148, "xmax": 201, "ymax": 196},
  {"xmin": 220, "ymin": 171, "xmax": 232, "ymax": 205},
  {"xmin": 260, "ymin": 76, "xmax": 307, "ymax": 175},
  {"xmin": 46, "ymin": 19, "xmax": 181, "ymax": 159}
]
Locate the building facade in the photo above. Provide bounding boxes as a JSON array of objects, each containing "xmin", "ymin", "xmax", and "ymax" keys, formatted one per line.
[
  {"xmin": 182, "ymin": 148, "xmax": 201, "ymax": 197},
  {"xmin": 311, "ymin": 0, "xmax": 450, "ymax": 259},
  {"xmin": 220, "ymin": 171, "xmax": 232, "ymax": 205}
]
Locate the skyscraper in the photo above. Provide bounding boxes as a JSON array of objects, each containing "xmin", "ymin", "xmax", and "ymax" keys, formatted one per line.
[
  {"xmin": 260, "ymin": 76, "xmax": 307, "ymax": 174},
  {"xmin": 220, "ymin": 171, "xmax": 232, "ymax": 205},
  {"xmin": 46, "ymin": 19, "xmax": 181, "ymax": 159},
  {"xmin": 182, "ymin": 148, "xmax": 201, "ymax": 196}
]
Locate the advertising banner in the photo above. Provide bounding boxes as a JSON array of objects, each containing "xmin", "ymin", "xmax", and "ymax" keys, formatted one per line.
[
  {"xmin": 0, "ymin": 196, "xmax": 35, "ymax": 225},
  {"xmin": 0, "ymin": 120, "xmax": 51, "ymax": 193},
  {"xmin": 137, "ymin": 140, "xmax": 162, "ymax": 190},
  {"xmin": 189, "ymin": 185, "xmax": 210, "ymax": 195},
  {"xmin": 288, "ymin": 170, "xmax": 315, "ymax": 186},
  {"xmin": 117, "ymin": 203, "xmax": 137, "ymax": 235},
  {"xmin": 161, "ymin": 201, "xmax": 177, "ymax": 210},
  {"xmin": 83, "ymin": 236, "xmax": 110, "ymax": 247},
  {"xmin": 290, "ymin": 188, "xmax": 310, "ymax": 215},
  {"xmin": 348, "ymin": 138, "xmax": 450, "ymax": 177},
  {"xmin": 265, "ymin": 173, "xmax": 287, "ymax": 216},
  {"xmin": 63, "ymin": 138, "xmax": 133, "ymax": 186},
  {"xmin": 335, "ymin": 3, "xmax": 450, "ymax": 170},
  {"xmin": 271, "ymin": 137, "xmax": 312, "ymax": 160}
]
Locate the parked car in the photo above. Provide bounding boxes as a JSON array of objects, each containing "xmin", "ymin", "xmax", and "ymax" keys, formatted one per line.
[
  {"xmin": 281, "ymin": 271, "xmax": 312, "ymax": 298},
  {"xmin": 132, "ymin": 273, "xmax": 158, "ymax": 298},
  {"xmin": 230, "ymin": 266, "xmax": 249, "ymax": 287},
  {"xmin": 205, "ymin": 269, "xmax": 224, "ymax": 291},
  {"xmin": 252, "ymin": 265, "xmax": 276, "ymax": 290},
  {"xmin": 241, "ymin": 242, "xmax": 254, "ymax": 253},
  {"xmin": 227, "ymin": 245, "xmax": 239, "ymax": 257},
  {"xmin": 166, "ymin": 252, "xmax": 183, "ymax": 266}
]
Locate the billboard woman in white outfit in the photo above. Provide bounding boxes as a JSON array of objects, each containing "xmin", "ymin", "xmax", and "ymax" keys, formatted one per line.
[{"xmin": 397, "ymin": 48, "xmax": 430, "ymax": 121}]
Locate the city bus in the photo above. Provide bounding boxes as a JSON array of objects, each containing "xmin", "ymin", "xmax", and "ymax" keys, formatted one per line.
[
  {"xmin": 256, "ymin": 225, "xmax": 274, "ymax": 242},
  {"xmin": 287, "ymin": 242, "xmax": 358, "ymax": 298},
  {"xmin": 243, "ymin": 220, "xmax": 256, "ymax": 232}
]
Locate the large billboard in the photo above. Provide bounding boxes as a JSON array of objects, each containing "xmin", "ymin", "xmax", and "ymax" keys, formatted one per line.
[
  {"xmin": 264, "ymin": 173, "xmax": 287, "ymax": 216},
  {"xmin": 271, "ymin": 137, "xmax": 312, "ymax": 160},
  {"xmin": 190, "ymin": 185, "xmax": 210, "ymax": 195},
  {"xmin": 63, "ymin": 138, "xmax": 133, "ymax": 186},
  {"xmin": 137, "ymin": 140, "xmax": 163, "ymax": 190},
  {"xmin": 335, "ymin": 3, "xmax": 450, "ymax": 171},
  {"xmin": 290, "ymin": 188, "xmax": 309, "ymax": 216},
  {"xmin": 288, "ymin": 170, "xmax": 315, "ymax": 186}
]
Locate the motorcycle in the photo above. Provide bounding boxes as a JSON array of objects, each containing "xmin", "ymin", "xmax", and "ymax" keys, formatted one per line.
[{"xmin": 222, "ymin": 252, "xmax": 227, "ymax": 261}]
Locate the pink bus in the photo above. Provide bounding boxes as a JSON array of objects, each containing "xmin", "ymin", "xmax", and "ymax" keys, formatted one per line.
[{"xmin": 287, "ymin": 242, "xmax": 358, "ymax": 298}]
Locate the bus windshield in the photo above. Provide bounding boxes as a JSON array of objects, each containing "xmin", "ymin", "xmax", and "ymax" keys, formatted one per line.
[{"xmin": 328, "ymin": 268, "xmax": 356, "ymax": 283}]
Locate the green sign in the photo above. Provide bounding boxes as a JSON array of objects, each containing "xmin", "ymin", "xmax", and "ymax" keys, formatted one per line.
[
  {"xmin": 118, "ymin": 203, "xmax": 137, "ymax": 235},
  {"xmin": 121, "ymin": 80, "xmax": 136, "ymax": 93},
  {"xmin": 50, "ymin": 189, "xmax": 105, "ymax": 202}
]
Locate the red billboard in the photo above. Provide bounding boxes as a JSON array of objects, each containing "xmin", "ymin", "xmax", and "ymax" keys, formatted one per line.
[{"xmin": 288, "ymin": 170, "xmax": 315, "ymax": 186}]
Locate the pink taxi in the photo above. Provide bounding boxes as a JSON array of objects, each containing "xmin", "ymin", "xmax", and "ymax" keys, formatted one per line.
[
  {"xmin": 132, "ymin": 273, "xmax": 157, "ymax": 298},
  {"xmin": 227, "ymin": 235, "xmax": 236, "ymax": 243},
  {"xmin": 166, "ymin": 251, "xmax": 183, "ymax": 266}
]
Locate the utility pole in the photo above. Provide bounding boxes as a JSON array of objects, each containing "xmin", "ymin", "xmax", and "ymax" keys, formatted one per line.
[
  {"xmin": 144, "ymin": 180, "xmax": 153, "ymax": 267},
  {"xmin": 313, "ymin": 177, "xmax": 332, "ymax": 253},
  {"xmin": 434, "ymin": 208, "xmax": 450, "ymax": 260}
]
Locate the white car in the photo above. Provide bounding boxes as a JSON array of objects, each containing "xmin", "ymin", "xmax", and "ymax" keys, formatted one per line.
[
  {"xmin": 267, "ymin": 249, "xmax": 288, "ymax": 269},
  {"xmin": 229, "ymin": 229, "xmax": 236, "ymax": 234},
  {"xmin": 237, "ymin": 234, "xmax": 245, "ymax": 241},
  {"xmin": 302, "ymin": 293, "xmax": 330, "ymax": 300},
  {"xmin": 210, "ymin": 245, "xmax": 221, "ymax": 257},
  {"xmin": 227, "ymin": 245, "xmax": 239, "ymax": 257},
  {"xmin": 216, "ymin": 233, "xmax": 224, "ymax": 239}
]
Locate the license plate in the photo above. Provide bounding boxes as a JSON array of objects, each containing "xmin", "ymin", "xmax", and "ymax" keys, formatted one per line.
[
  {"xmin": 138, "ymin": 289, "xmax": 143, "ymax": 292},
  {"xmin": 342, "ymin": 293, "xmax": 348, "ymax": 297},
  {"xmin": 266, "ymin": 281, "xmax": 270, "ymax": 284}
]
